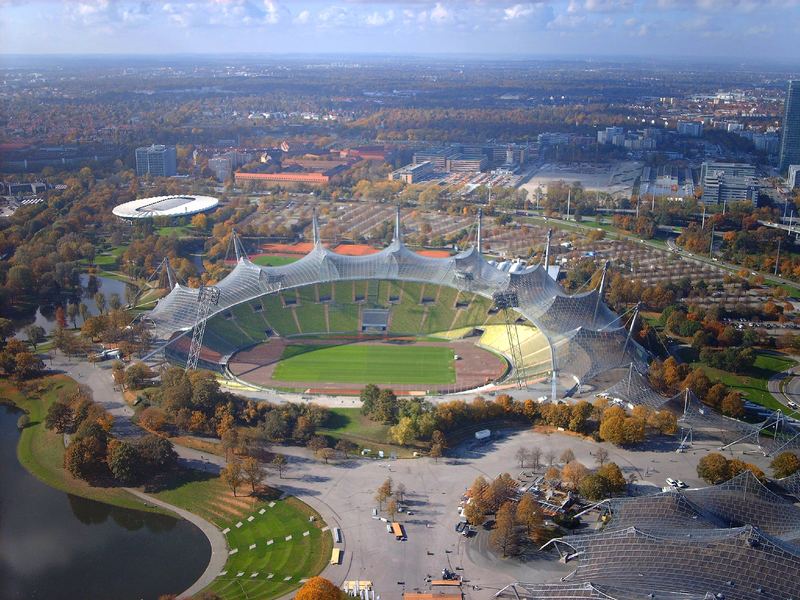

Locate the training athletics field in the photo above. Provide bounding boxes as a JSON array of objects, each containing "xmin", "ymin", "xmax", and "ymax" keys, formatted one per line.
[{"xmin": 271, "ymin": 343, "xmax": 456, "ymax": 385}]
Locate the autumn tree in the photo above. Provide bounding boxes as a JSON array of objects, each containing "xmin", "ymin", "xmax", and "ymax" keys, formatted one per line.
[
  {"xmin": 515, "ymin": 493, "xmax": 545, "ymax": 543},
  {"xmin": 529, "ymin": 446, "xmax": 542, "ymax": 471},
  {"xmin": 221, "ymin": 460, "xmax": 244, "ymax": 497},
  {"xmin": 510, "ymin": 446, "xmax": 525, "ymax": 469},
  {"xmin": 242, "ymin": 457, "xmax": 265, "ymax": 494},
  {"xmin": 560, "ymin": 449, "xmax": 575, "ymax": 464},
  {"xmin": 697, "ymin": 453, "xmax": 730, "ymax": 484},
  {"xmin": 387, "ymin": 499, "xmax": 398, "ymax": 521},
  {"xmin": 375, "ymin": 478, "xmax": 393, "ymax": 510},
  {"xmin": 489, "ymin": 502, "xmax": 520, "ymax": 557},
  {"xmin": 594, "ymin": 447, "xmax": 609, "ymax": 466},
  {"xmin": 561, "ymin": 460, "xmax": 590, "ymax": 490},
  {"xmin": 771, "ymin": 452, "xmax": 800, "ymax": 478},
  {"xmin": 271, "ymin": 454, "xmax": 287, "ymax": 478},
  {"xmin": 295, "ymin": 576, "xmax": 343, "ymax": 600}
]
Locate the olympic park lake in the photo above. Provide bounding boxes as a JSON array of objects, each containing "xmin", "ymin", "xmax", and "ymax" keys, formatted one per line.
[
  {"xmin": 13, "ymin": 274, "xmax": 135, "ymax": 338},
  {"xmin": 0, "ymin": 404, "xmax": 211, "ymax": 600}
]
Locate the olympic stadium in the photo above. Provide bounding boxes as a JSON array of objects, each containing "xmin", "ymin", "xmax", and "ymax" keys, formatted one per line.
[
  {"xmin": 147, "ymin": 209, "xmax": 648, "ymax": 397},
  {"xmin": 112, "ymin": 194, "xmax": 219, "ymax": 219}
]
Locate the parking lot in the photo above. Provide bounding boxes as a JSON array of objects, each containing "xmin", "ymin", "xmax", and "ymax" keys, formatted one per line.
[{"xmin": 276, "ymin": 426, "xmax": 772, "ymax": 599}]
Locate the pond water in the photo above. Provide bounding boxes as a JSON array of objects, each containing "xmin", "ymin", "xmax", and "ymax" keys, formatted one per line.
[
  {"xmin": 13, "ymin": 274, "xmax": 136, "ymax": 338},
  {"xmin": 0, "ymin": 404, "xmax": 211, "ymax": 600}
]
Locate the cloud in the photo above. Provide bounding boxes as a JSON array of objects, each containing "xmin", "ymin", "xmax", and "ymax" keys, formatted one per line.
[
  {"xmin": 429, "ymin": 2, "xmax": 450, "ymax": 23},
  {"xmin": 365, "ymin": 8, "xmax": 394, "ymax": 25},
  {"xmin": 504, "ymin": 3, "xmax": 535, "ymax": 19},
  {"xmin": 293, "ymin": 8, "xmax": 310, "ymax": 23}
]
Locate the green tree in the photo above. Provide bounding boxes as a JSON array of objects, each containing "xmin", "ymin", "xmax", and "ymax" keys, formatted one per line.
[
  {"xmin": 45, "ymin": 402, "xmax": 73, "ymax": 433},
  {"xmin": 124, "ymin": 362, "xmax": 154, "ymax": 390},
  {"xmin": 24, "ymin": 325, "xmax": 46, "ymax": 350},
  {"xmin": 107, "ymin": 440, "xmax": 140, "ymax": 484}
]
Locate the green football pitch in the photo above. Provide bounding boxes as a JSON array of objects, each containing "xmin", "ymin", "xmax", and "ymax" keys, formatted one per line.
[{"xmin": 271, "ymin": 343, "xmax": 456, "ymax": 385}]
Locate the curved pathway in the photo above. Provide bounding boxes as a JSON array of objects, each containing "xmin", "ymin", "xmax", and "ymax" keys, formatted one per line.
[
  {"xmin": 768, "ymin": 357, "xmax": 800, "ymax": 416},
  {"xmin": 125, "ymin": 488, "xmax": 228, "ymax": 599}
]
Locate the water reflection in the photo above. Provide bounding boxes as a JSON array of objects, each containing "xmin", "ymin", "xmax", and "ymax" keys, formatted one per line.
[{"xmin": 0, "ymin": 405, "xmax": 210, "ymax": 600}]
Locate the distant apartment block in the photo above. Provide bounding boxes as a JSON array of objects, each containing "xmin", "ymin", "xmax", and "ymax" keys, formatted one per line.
[
  {"xmin": 700, "ymin": 162, "xmax": 760, "ymax": 205},
  {"xmin": 780, "ymin": 80, "xmax": 800, "ymax": 173},
  {"xmin": 789, "ymin": 165, "xmax": 800, "ymax": 190},
  {"xmin": 208, "ymin": 150, "xmax": 254, "ymax": 182},
  {"xmin": 389, "ymin": 161, "xmax": 434, "ymax": 184},
  {"xmin": 537, "ymin": 132, "xmax": 572, "ymax": 146},
  {"xmin": 135, "ymin": 144, "xmax": 177, "ymax": 177},
  {"xmin": 677, "ymin": 121, "xmax": 703, "ymax": 137},
  {"xmin": 597, "ymin": 126, "xmax": 658, "ymax": 150}
]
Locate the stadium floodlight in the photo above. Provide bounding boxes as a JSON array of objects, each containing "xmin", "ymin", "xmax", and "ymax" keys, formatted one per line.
[
  {"xmin": 492, "ymin": 290, "xmax": 520, "ymax": 310},
  {"xmin": 186, "ymin": 286, "xmax": 221, "ymax": 371}
]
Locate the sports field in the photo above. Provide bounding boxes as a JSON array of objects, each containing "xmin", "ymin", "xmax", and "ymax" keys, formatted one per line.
[{"xmin": 271, "ymin": 343, "xmax": 456, "ymax": 385}]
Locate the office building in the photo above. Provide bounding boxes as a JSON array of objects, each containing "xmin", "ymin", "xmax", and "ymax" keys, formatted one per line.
[
  {"xmin": 135, "ymin": 144, "xmax": 177, "ymax": 177},
  {"xmin": 780, "ymin": 80, "xmax": 800, "ymax": 173},
  {"xmin": 389, "ymin": 161, "xmax": 434, "ymax": 184},
  {"xmin": 700, "ymin": 161, "xmax": 756, "ymax": 181},
  {"xmin": 701, "ymin": 171, "xmax": 760, "ymax": 205},
  {"xmin": 789, "ymin": 165, "xmax": 800, "ymax": 190}
]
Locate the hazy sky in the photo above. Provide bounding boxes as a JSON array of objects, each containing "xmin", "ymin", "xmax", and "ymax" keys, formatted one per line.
[{"xmin": 1, "ymin": 0, "xmax": 799, "ymax": 60}]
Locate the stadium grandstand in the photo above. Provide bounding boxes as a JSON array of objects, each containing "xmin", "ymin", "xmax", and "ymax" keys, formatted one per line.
[
  {"xmin": 497, "ymin": 471, "xmax": 800, "ymax": 600},
  {"xmin": 149, "ymin": 208, "xmax": 647, "ymax": 396}
]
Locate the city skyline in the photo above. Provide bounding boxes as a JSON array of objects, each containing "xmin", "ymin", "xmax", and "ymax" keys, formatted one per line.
[{"xmin": 1, "ymin": 0, "xmax": 799, "ymax": 61}]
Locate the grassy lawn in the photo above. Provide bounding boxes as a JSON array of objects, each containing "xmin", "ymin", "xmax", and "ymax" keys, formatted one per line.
[
  {"xmin": 272, "ymin": 343, "xmax": 456, "ymax": 385},
  {"xmin": 152, "ymin": 471, "xmax": 331, "ymax": 600},
  {"xmin": 157, "ymin": 225, "xmax": 196, "ymax": 237},
  {"xmin": 251, "ymin": 254, "xmax": 300, "ymax": 267},
  {"xmin": 693, "ymin": 351, "xmax": 795, "ymax": 412},
  {"xmin": 0, "ymin": 375, "xmax": 156, "ymax": 513}
]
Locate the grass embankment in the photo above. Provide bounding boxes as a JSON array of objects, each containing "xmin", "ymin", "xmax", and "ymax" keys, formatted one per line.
[
  {"xmin": 317, "ymin": 407, "xmax": 423, "ymax": 458},
  {"xmin": 272, "ymin": 343, "xmax": 456, "ymax": 385},
  {"xmin": 153, "ymin": 471, "xmax": 332, "ymax": 600},
  {"xmin": 0, "ymin": 375, "xmax": 158, "ymax": 513},
  {"xmin": 693, "ymin": 351, "xmax": 796, "ymax": 412}
]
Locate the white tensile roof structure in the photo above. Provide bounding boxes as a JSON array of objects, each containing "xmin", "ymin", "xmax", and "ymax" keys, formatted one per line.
[
  {"xmin": 112, "ymin": 195, "xmax": 219, "ymax": 219},
  {"xmin": 147, "ymin": 209, "xmax": 648, "ymax": 391}
]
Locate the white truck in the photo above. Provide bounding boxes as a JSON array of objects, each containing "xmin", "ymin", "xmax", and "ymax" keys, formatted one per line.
[{"xmin": 474, "ymin": 429, "xmax": 491, "ymax": 442}]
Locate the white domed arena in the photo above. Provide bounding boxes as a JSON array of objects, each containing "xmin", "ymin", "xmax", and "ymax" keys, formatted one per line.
[{"xmin": 112, "ymin": 195, "xmax": 219, "ymax": 219}]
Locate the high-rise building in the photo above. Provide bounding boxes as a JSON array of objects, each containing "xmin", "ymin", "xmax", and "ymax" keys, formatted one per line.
[
  {"xmin": 789, "ymin": 165, "xmax": 800, "ymax": 190},
  {"xmin": 135, "ymin": 144, "xmax": 177, "ymax": 177},
  {"xmin": 779, "ymin": 80, "xmax": 800, "ymax": 174}
]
